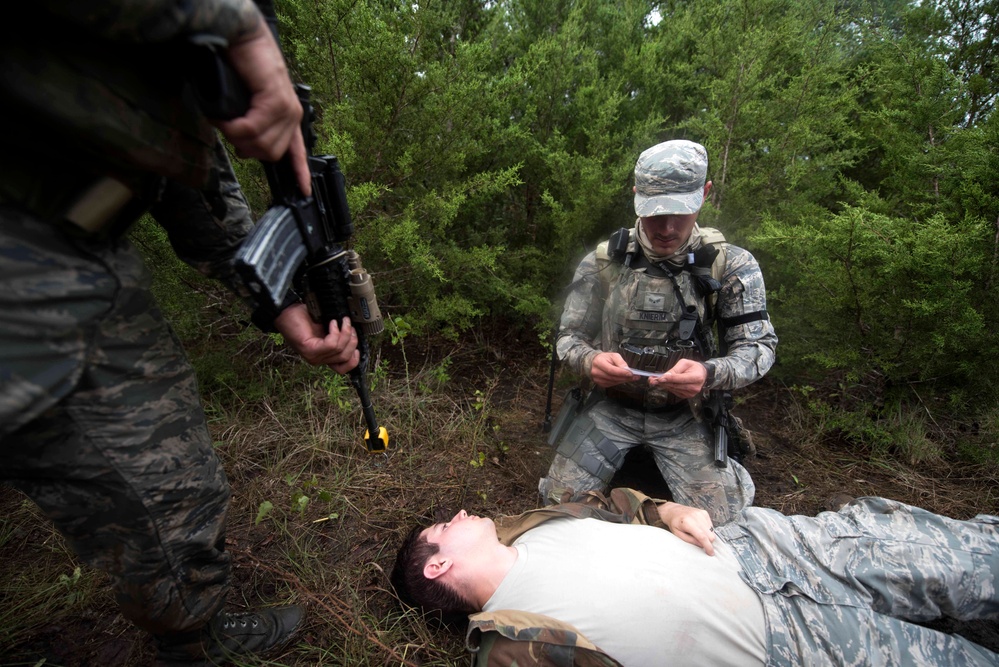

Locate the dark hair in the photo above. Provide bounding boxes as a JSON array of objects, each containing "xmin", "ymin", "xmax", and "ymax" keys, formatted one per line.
[{"xmin": 391, "ymin": 523, "xmax": 476, "ymax": 617}]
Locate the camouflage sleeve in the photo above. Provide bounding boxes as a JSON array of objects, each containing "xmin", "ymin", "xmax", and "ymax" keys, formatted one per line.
[
  {"xmin": 704, "ymin": 245, "xmax": 778, "ymax": 390},
  {"xmin": 555, "ymin": 252, "xmax": 604, "ymax": 378},
  {"xmin": 37, "ymin": 0, "xmax": 262, "ymax": 45},
  {"xmin": 149, "ymin": 137, "xmax": 255, "ymax": 297}
]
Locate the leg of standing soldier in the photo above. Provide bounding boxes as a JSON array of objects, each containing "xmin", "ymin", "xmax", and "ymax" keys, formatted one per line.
[
  {"xmin": 0, "ymin": 210, "xmax": 232, "ymax": 636},
  {"xmin": 645, "ymin": 407, "xmax": 755, "ymax": 525},
  {"xmin": 538, "ymin": 399, "xmax": 644, "ymax": 505}
]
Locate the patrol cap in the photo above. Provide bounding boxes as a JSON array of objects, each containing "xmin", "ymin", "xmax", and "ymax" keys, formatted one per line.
[{"xmin": 633, "ymin": 140, "xmax": 708, "ymax": 216}]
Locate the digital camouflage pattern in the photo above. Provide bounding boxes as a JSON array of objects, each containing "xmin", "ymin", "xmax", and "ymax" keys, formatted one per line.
[
  {"xmin": 542, "ymin": 223, "xmax": 776, "ymax": 522},
  {"xmin": 0, "ymin": 1, "xmax": 272, "ymax": 639},
  {"xmin": 717, "ymin": 498, "xmax": 999, "ymax": 666},
  {"xmin": 0, "ymin": 207, "xmax": 231, "ymax": 636},
  {"xmin": 466, "ymin": 488, "xmax": 999, "ymax": 667},
  {"xmin": 633, "ymin": 140, "xmax": 708, "ymax": 216},
  {"xmin": 150, "ymin": 140, "xmax": 258, "ymax": 299},
  {"xmin": 555, "ymin": 224, "xmax": 776, "ymax": 393},
  {"xmin": 539, "ymin": 399, "xmax": 755, "ymax": 525}
]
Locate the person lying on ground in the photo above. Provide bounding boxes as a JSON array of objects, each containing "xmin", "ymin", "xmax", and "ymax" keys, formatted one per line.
[{"xmin": 391, "ymin": 487, "xmax": 999, "ymax": 667}]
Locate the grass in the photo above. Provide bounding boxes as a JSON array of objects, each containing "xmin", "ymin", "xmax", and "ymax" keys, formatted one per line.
[
  {"xmin": 3, "ymin": 261, "xmax": 998, "ymax": 663},
  {"xmin": 4, "ymin": 350, "xmax": 999, "ymax": 664},
  {"xmin": 0, "ymin": 504, "xmax": 106, "ymax": 652},
  {"xmin": 0, "ymin": 332, "xmax": 509, "ymax": 665}
]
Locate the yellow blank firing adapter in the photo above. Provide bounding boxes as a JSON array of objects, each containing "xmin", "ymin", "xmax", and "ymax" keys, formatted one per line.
[{"xmin": 365, "ymin": 426, "xmax": 390, "ymax": 454}]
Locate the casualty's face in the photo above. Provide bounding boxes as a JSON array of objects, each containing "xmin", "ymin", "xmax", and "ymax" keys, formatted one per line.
[
  {"xmin": 640, "ymin": 212, "xmax": 698, "ymax": 255},
  {"xmin": 423, "ymin": 510, "xmax": 498, "ymax": 557}
]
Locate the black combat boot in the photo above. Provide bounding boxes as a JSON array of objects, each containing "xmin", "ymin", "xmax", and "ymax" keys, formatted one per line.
[{"xmin": 157, "ymin": 604, "xmax": 304, "ymax": 666}]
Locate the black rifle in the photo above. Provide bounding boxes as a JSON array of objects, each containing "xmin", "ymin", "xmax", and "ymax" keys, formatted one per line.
[
  {"xmin": 190, "ymin": 1, "xmax": 389, "ymax": 453},
  {"xmin": 702, "ymin": 389, "xmax": 742, "ymax": 467}
]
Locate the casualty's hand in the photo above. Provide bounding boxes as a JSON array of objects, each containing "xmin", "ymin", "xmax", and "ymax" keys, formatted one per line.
[
  {"xmin": 274, "ymin": 303, "xmax": 359, "ymax": 374},
  {"xmin": 590, "ymin": 352, "xmax": 641, "ymax": 388},
  {"xmin": 658, "ymin": 501, "xmax": 716, "ymax": 556},
  {"xmin": 648, "ymin": 359, "xmax": 708, "ymax": 398},
  {"xmin": 213, "ymin": 16, "xmax": 312, "ymax": 196}
]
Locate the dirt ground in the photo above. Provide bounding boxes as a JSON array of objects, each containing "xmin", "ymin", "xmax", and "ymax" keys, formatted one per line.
[{"xmin": 2, "ymin": 343, "xmax": 998, "ymax": 664}]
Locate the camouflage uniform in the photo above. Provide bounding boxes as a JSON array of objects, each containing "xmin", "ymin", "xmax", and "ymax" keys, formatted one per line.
[
  {"xmin": 466, "ymin": 488, "xmax": 999, "ymax": 667},
  {"xmin": 540, "ymin": 144, "xmax": 777, "ymax": 524},
  {"xmin": 0, "ymin": 0, "xmax": 272, "ymax": 643}
]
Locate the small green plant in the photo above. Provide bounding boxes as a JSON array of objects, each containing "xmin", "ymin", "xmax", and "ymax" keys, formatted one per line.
[
  {"xmin": 292, "ymin": 492, "xmax": 310, "ymax": 515},
  {"xmin": 469, "ymin": 451, "xmax": 486, "ymax": 468},
  {"xmin": 57, "ymin": 567, "xmax": 85, "ymax": 605},
  {"xmin": 254, "ymin": 500, "xmax": 274, "ymax": 525},
  {"xmin": 255, "ymin": 475, "xmax": 347, "ymax": 525},
  {"xmin": 318, "ymin": 372, "xmax": 352, "ymax": 411},
  {"xmin": 388, "ymin": 315, "xmax": 413, "ymax": 346},
  {"xmin": 431, "ymin": 357, "xmax": 452, "ymax": 384},
  {"xmin": 417, "ymin": 357, "xmax": 452, "ymax": 394},
  {"xmin": 368, "ymin": 358, "xmax": 389, "ymax": 393}
]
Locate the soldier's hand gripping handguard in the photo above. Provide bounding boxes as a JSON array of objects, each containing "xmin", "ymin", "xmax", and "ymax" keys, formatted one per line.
[{"xmin": 192, "ymin": 1, "xmax": 389, "ymax": 453}]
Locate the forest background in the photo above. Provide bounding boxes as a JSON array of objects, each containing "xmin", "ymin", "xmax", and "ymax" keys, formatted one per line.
[
  {"xmin": 229, "ymin": 0, "xmax": 999, "ymax": 461},
  {"xmin": 2, "ymin": 0, "xmax": 999, "ymax": 664}
]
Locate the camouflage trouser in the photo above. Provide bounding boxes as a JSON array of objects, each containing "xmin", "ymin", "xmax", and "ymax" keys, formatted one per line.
[
  {"xmin": 539, "ymin": 398, "xmax": 755, "ymax": 524},
  {"xmin": 718, "ymin": 498, "xmax": 999, "ymax": 666},
  {"xmin": 0, "ymin": 208, "xmax": 230, "ymax": 637}
]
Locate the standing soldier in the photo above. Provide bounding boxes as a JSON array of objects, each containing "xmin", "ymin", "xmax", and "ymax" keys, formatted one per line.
[
  {"xmin": 540, "ymin": 140, "xmax": 777, "ymax": 524},
  {"xmin": 0, "ymin": 1, "xmax": 358, "ymax": 663}
]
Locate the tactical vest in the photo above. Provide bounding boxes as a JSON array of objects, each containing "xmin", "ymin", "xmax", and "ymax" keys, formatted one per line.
[{"xmin": 593, "ymin": 226, "xmax": 727, "ymax": 408}]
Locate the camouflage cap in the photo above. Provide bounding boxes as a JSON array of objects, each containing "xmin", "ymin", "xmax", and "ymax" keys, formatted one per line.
[{"xmin": 633, "ymin": 140, "xmax": 708, "ymax": 216}]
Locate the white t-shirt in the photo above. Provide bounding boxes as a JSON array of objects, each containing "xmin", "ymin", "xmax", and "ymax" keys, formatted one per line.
[{"xmin": 483, "ymin": 516, "xmax": 767, "ymax": 667}]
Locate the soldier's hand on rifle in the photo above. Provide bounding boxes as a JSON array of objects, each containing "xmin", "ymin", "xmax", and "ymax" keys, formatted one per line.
[
  {"xmin": 590, "ymin": 352, "xmax": 640, "ymax": 388},
  {"xmin": 274, "ymin": 303, "xmax": 359, "ymax": 374},
  {"xmin": 212, "ymin": 15, "xmax": 312, "ymax": 196},
  {"xmin": 657, "ymin": 501, "xmax": 716, "ymax": 556},
  {"xmin": 649, "ymin": 358, "xmax": 707, "ymax": 398}
]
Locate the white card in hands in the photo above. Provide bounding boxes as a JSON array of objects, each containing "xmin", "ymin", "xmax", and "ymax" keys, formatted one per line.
[{"xmin": 628, "ymin": 367, "xmax": 665, "ymax": 378}]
